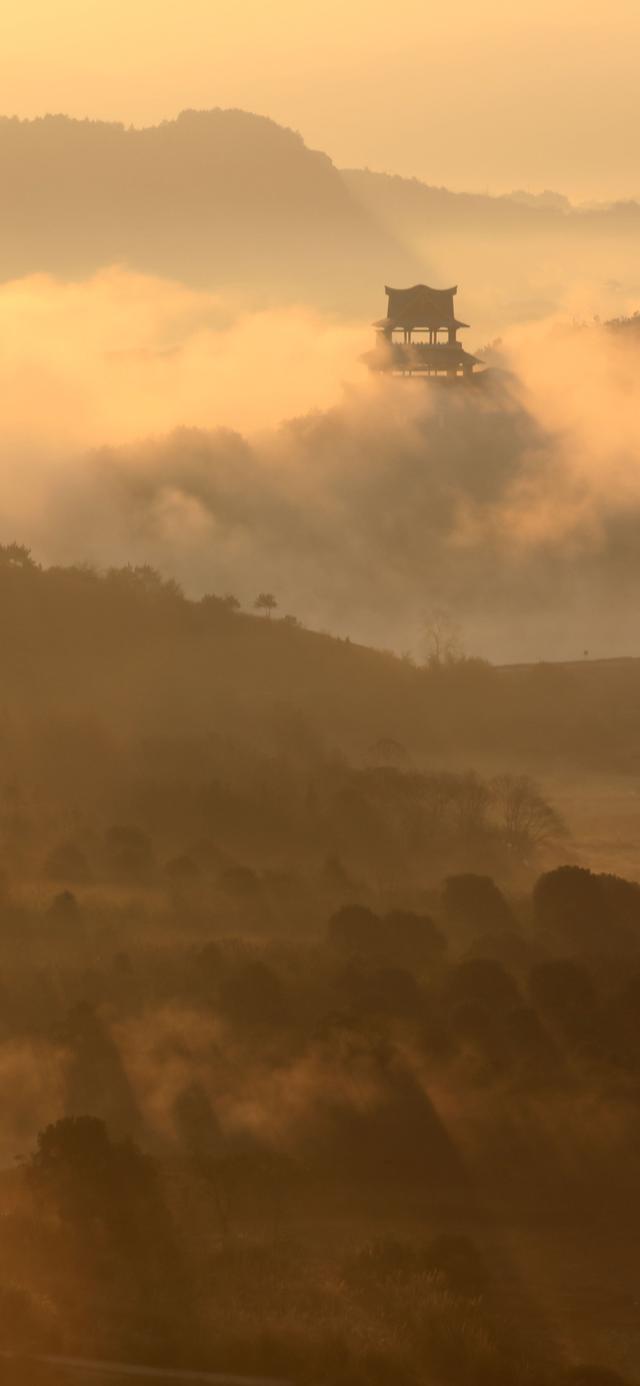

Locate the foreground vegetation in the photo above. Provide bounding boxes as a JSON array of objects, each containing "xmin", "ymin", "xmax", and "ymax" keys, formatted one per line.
[
  {"xmin": 0, "ymin": 549, "xmax": 636, "ymax": 1382},
  {"xmin": 0, "ymin": 862, "xmax": 639, "ymax": 1382}
]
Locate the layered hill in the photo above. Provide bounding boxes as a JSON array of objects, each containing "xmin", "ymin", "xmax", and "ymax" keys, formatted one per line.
[
  {"xmin": 4, "ymin": 107, "xmax": 640, "ymax": 329},
  {"xmin": 343, "ymin": 169, "xmax": 640, "ymax": 334}
]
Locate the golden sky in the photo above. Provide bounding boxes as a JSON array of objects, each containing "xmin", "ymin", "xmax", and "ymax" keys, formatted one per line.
[{"xmin": 1, "ymin": 0, "xmax": 639, "ymax": 199}]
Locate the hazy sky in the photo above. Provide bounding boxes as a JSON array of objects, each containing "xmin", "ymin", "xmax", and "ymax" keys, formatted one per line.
[{"xmin": 1, "ymin": 0, "xmax": 639, "ymax": 200}]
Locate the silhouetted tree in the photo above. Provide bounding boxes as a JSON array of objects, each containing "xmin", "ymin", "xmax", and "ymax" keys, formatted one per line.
[
  {"xmin": 422, "ymin": 609, "xmax": 462, "ymax": 668},
  {"xmin": 533, "ymin": 865, "xmax": 605, "ymax": 950},
  {"xmin": 29, "ymin": 1116, "xmax": 156, "ymax": 1246},
  {"xmin": 218, "ymin": 959, "xmax": 289, "ymax": 1028},
  {"xmin": 529, "ymin": 959, "xmax": 597, "ymax": 1043},
  {"xmin": 359, "ymin": 966, "xmax": 422, "ymax": 1018},
  {"xmin": 381, "ymin": 909, "xmax": 446, "ymax": 971},
  {"xmin": 504, "ymin": 1003, "xmax": 559, "ymax": 1083},
  {"xmin": 327, "ymin": 903, "xmax": 384, "ymax": 956},
  {"xmin": 450, "ymin": 998, "xmax": 504, "ymax": 1072},
  {"xmin": 443, "ymin": 873, "xmax": 515, "ymax": 940},
  {"xmin": 254, "ymin": 592, "xmax": 277, "ymax": 617},
  {"xmin": 598, "ymin": 871, "xmax": 640, "ymax": 943},
  {"xmin": 0, "ymin": 542, "xmax": 37, "ymax": 571},
  {"xmin": 447, "ymin": 957, "xmax": 521, "ymax": 1014},
  {"xmin": 492, "ymin": 773, "xmax": 565, "ymax": 854},
  {"xmin": 601, "ymin": 972, "xmax": 640, "ymax": 1070},
  {"xmin": 28, "ymin": 1114, "xmax": 190, "ymax": 1354}
]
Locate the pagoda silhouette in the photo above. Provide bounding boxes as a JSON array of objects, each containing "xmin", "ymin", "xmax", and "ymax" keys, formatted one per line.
[{"xmin": 365, "ymin": 284, "xmax": 482, "ymax": 380}]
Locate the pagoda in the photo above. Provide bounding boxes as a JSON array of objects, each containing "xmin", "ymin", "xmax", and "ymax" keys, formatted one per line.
[{"xmin": 364, "ymin": 284, "xmax": 482, "ymax": 380}]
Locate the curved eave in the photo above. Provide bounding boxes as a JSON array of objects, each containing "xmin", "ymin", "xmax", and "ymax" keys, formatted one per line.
[{"xmin": 385, "ymin": 284, "xmax": 458, "ymax": 296}]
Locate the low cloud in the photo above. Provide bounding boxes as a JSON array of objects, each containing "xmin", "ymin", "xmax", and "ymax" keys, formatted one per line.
[{"xmin": 2, "ymin": 268, "xmax": 640, "ymax": 661}]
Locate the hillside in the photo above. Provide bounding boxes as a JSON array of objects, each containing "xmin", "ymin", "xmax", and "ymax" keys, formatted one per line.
[
  {"xmin": 5, "ymin": 544, "xmax": 640, "ymax": 775},
  {"xmin": 0, "ymin": 110, "xmax": 414, "ymax": 309},
  {"xmin": 2, "ymin": 545, "xmax": 640, "ymax": 890},
  {"xmin": 5, "ymin": 545, "xmax": 640, "ymax": 772}
]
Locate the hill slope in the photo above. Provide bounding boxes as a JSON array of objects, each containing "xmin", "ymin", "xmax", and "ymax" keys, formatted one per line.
[
  {"xmin": 1, "ymin": 546, "xmax": 640, "ymax": 889},
  {"xmin": 4, "ymin": 546, "xmax": 640, "ymax": 782}
]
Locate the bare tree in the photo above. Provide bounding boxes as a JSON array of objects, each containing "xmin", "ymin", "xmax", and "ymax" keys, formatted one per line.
[
  {"xmin": 422, "ymin": 608, "xmax": 463, "ymax": 668},
  {"xmin": 491, "ymin": 774, "xmax": 566, "ymax": 855},
  {"xmin": 254, "ymin": 592, "xmax": 278, "ymax": 618}
]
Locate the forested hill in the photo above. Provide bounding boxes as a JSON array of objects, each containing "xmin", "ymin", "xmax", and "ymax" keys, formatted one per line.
[
  {"xmin": 2, "ymin": 546, "xmax": 640, "ymax": 778},
  {"xmin": 0, "ymin": 110, "xmax": 413, "ymax": 308}
]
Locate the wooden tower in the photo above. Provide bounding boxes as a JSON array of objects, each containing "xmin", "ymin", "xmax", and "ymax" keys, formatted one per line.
[{"xmin": 364, "ymin": 284, "xmax": 481, "ymax": 380}]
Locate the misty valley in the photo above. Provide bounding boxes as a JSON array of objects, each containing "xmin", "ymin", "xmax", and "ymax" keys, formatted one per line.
[{"xmin": 0, "ymin": 547, "xmax": 638, "ymax": 1385}]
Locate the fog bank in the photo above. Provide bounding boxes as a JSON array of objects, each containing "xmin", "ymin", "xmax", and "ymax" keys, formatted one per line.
[{"xmin": 3, "ymin": 270, "xmax": 640, "ymax": 661}]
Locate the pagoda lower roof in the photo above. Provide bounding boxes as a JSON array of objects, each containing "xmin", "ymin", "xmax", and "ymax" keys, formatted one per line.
[
  {"xmin": 373, "ymin": 317, "xmax": 470, "ymax": 331},
  {"xmin": 364, "ymin": 341, "xmax": 482, "ymax": 370}
]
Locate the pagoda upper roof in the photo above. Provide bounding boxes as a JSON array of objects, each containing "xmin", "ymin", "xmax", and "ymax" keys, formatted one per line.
[{"xmin": 385, "ymin": 284, "xmax": 459, "ymax": 328}]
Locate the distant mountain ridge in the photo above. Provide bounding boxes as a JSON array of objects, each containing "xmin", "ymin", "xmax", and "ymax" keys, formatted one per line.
[
  {"xmin": 1, "ymin": 107, "xmax": 639, "ymax": 323},
  {"xmin": 341, "ymin": 166, "xmax": 640, "ymax": 234},
  {"xmin": 0, "ymin": 109, "xmax": 415, "ymax": 309}
]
